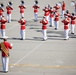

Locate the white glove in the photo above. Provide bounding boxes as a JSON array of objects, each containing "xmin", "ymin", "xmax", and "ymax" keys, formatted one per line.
[{"xmin": 11, "ymin": 43, "xmax": 13, "ymax": 46}]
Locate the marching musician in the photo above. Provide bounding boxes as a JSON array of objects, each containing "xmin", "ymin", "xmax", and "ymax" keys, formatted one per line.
[
  {"xmin": 54, "ymin": 4, "xmax": 60, "ymax": 13},
  {"xmin": 61, "ymin": 1, "xmax": 66, "ymax": 18},
  {"xmin": 43, "ymin": 6, "xmax": 50, "ymax": 22},
  {"xmin": 49, "ymin": 7, "xmax": 55, "ymax": 27},
  {"xmin": 40, "ymin": 16, "xmax": 48, "ymax": 41},
  {"xmin": 64, "ymin": 10, "xmax": 71, "ymax": 31},
  {"xmin": 0, "ymin": 3, "xmax": 4, "ymax": 19},
  {"xmin": 0, "ymin": 36, "xmax": 13, "ymax": 73},
  {"xmin": 18, "ymin": 17, "xmax": 26, "ymax": 40},
  {"xmin": 54, "ymin": 10, "xmax": 60, "ymax": 30},
  {"xmin": 0, "ymin": 16, "xmax": 7, "ymax": 38},
  {"xmin": 47, "ymin": 4, "xmax": 51, "ymax": 22},
  {"xmin": 62, "ymin": 16, "xmax": 70, "ymax": 40},
  {"xmin": 69, "ymin": 13, "xmax": 76, "ymax": 34},
  {"xmin": 32, "ymin": 3, "xmax": 40, "ymax": 21},
  {"xmin": 64, "ymin": 10, "xmax": 71, "ymax": 17},
  {"xmin": 19, "ymin": 0, "xmax": 26, "ymax": 18},
  {"xmin": 6, "ymin": 1, "xmax": 13, "ymax": 23}
]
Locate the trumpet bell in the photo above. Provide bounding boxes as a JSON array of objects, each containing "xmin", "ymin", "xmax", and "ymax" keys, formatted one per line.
[
  {"xmin": 1, "ymin": 3, "xmax": 4, "ymax": 7},
  {"xmin": 0, "ymin": 3, "xmax": 4, "ymax": 8},
  {"xmin": 34, "ymin": 0, "xmax": 38, "ymax": 5},
  {"xmin": 71, "ymin": 1, "xmax": 75, "ymax": 6},
  {"xmin": 57, "ymin": 2, "xmax": 62, "ymax": 7},
  {"xmin": 8, "ymin": 1, "xmax": 13, "ymax": 6},
  {"xmin": 20, "ymin": 0, "xmax": 25, "ymax": 5}
]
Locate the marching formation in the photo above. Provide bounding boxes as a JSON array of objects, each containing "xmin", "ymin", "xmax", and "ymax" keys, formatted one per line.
[
  {"xmin": 0, "ymin": 0, "xmax": 76, "ymax": 40},
  {"xmin": 0, "ymin": 0, "xmax": 76, "ymax": 73}
]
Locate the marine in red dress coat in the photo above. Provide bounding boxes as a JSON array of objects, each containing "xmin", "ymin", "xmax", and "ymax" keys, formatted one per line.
[
  {"xmin": 33, "ymin": 4, "xmax": 40, "ymax": 21},
  {"xmin": 0, "ymin": 7, "xmax": 4, "ymax": 19},
  {"xmin": 6, "ymin": 4, "xmax": 13, "ymax": 23},
  {"xmin": 62, "ymin": 16, "xmax": 70, "ymax": 40},
  {"xmin": 40, "ymin": 16, "xmax": 48, "ymax": 41},
  {"xmin": 0, "ymin": 16, "xmax": 7, "ymax": 38},
  {"xmin": 18, "ymin": 17, "xmax": 26, "ymax": 40},
  {"xmin": 19, "ymin": 4, "xmax": 26, "ymax": 18},
  {"xmin": 54, "ymin": 11, "xmax": 60, "ymax": 30},
  {"xmin": 0, "ymin": 37, "xmax": 13, "ymax": 73},
  {"xmin": 69, "ymin": 13, "xmax": 76, "ymax": 34},
  {"xmin": 54, "ymin": 4, "xmax": 60, "ymax": 12},
  {"xmin": 61, "ymin": 1, "xmax": 66, "ymax": 18}
]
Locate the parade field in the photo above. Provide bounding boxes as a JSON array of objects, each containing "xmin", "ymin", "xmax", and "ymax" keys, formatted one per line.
[{"xmin": 0, "ymin": 0, "xmax": 76, "ymax": 75}]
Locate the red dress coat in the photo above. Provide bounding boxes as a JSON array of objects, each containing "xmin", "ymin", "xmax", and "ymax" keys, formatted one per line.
[
  {"xmin": 62, "ymin": 19, "xmax": 70, "ymax": 30},
  {"xmin": 33, "ymin": 5, "xmax": 40, "ymax": 13},
  {"xmin": 54, "ymin": 5, "xmax": 60, "ymax": 12},
  {"xmin": 43, "ymin": 8, "xmax": 49, "ymax": 16},
  {"xmin": 40, "ymin": 19, "xmax": 48, "ymax": 30},
  {"xmin": 19, "ymin": 5, "xmax": 26, "ymax": 13},
  {"xmin": 0, "ymin": 41, "xmax": 12, "ymax": 57},
  {"xmin": 18, "ymin": 19, "xmax": 26, "ymax": 30},
  {"xmin": 0, "ymin": 8, "xmax": 4, "ymax": 16},
  {"xmin": 6, "ymin": 6, "xmax": 13, "ymax": 14},
  {"xmin": 62, "ymin": 2, "xmax": 66, "ymax": 10},
  {"xmin": 70, "ymin": 16, "xmax": 76, "ymax": 24},
  {"xmin": 54, "ymin": 12, "xmax": 60, "ymax": 21},
  {"xmin": 0, "ymin": 18, "xmax": 7, "ymax": 29}
]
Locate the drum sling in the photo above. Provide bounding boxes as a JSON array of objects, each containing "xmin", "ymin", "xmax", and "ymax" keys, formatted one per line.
[{"xmin": 1, "ymin": 42, "xmax": 9, "ymax": 56}]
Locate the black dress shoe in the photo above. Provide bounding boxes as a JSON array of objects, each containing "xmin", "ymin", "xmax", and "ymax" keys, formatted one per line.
[
  {"xmin": 55, "ymin": 28, "xmax": 58, "ymax": 30},
  {"xmin": 20, "ymin": 38, "xmax": 24, "ymax": 40},
  {"xmin": 64, "ymin": 38, "xmax": 69, "ymax": 40},
  {"xmin": 49, "ymin": 25, "xmax": 52, "ymax": 27},
  {"xmin": 42, "ymin": 39, "xmax": 47, "ymax": 41},
  {"xmin": 71, "ymin": 33, "xmax": 74, "ymax": 34},
  {"xmin": 4, "ymin": 71, "xmax": 8, "ymax": 73},
  {"xmin": 34, "ymin": 20, "xmax": 38, "ymax": 22}
]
